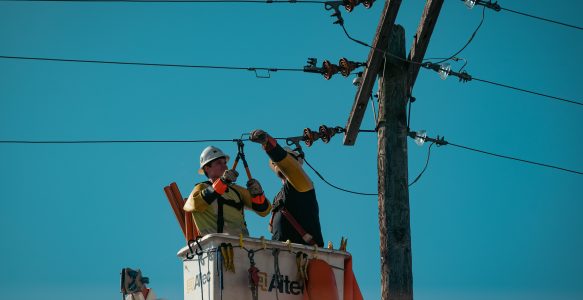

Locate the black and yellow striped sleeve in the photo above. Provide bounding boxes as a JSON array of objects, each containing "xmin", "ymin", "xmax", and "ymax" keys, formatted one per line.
[
  {"xmin": 184, "ymin": 182, "xmax": 218, "ymax": 212},
  {"xmin": 267, "ymin": 144, "xmax": 313, "ymax": 192},
  {"xmin": 231, "ymin": 184, "xmax": 272, "ymax": 217}
]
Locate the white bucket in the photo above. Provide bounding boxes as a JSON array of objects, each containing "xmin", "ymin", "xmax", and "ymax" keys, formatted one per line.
[{"xmin": 177, "ymin": 234, "xmax": 351, "ymax": 300}]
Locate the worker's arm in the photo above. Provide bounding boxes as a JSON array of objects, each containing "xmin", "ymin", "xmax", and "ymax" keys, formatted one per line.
[
  {"xmin": 231, "ymin": 183, "xmax": 272, "ymax": 217},
  {"xmin": 184, "ymin": 182, "xmax": 216, "ymax": 212},
  {"xmin": 184, "ymin": 170, "xmax": 239, "ymax": 212},
  {"xmin": 267, "ymin": 144, "xmax": 313, "ymax": 192},
  {"xmin": 250, "ymin": 129, "xmax": 313, "ymax": 192}
]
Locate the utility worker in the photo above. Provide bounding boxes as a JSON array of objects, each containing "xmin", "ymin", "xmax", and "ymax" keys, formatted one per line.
[
  {"xmin": 183, "ymin": 146, "xmax": 271, "ymax": 236},
  {"xmin": 249, "ymin": 129, "xmax": 324, "ymax": 247}
]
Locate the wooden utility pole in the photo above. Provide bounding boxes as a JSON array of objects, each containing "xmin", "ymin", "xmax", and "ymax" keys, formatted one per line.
[
  {"xmin": 377, "ymin": 25, "xmax": 412, "ymax": 300},
  {"xmin": 343, "ymin": 1, "xmax": 444, "ymax": 299},
  {"xmin": 343, "ymin": 0, "xmax": 402, "ymax": 146}
]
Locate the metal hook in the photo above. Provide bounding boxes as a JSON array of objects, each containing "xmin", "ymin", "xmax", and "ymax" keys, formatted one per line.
[
  {"xmin": 324, "ymin": 1, "xmax": 343, "ymax": 11},
  {"xmin": 249, "ymin": 68, "xmax": 273, "ymax": 79}
]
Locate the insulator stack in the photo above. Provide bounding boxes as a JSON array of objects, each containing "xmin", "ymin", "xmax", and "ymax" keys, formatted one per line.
[
  {"xmin": 322, "ymin": 60, "xmax": 340, "ymax": 80},
  {"xmin": 362, "ymin": 0, "xmax": 374, "ymax": 9},
  {"xmin": 344, "ymin": 0, "xmax": 374, "ymax": 12},
  {"xmin": 303, "ymin": 128, "xmax": 322, "ymax": 147},
  {"xmin": 339, "ymin": 57, "xmax": 365, "ymax": 77},
  {"xmin": 344, "ymin": 0, "xmax": 358, "ymax": 12},
  {"xmin": 319, "ymin": 125, "xmax": 336, "ymax": 143}
]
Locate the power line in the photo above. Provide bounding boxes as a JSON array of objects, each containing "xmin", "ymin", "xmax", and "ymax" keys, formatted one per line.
[
  {"xmin": 433, "ymin": 5, "xmax": 485, "ymax": 65},
  {"xmin": 447, "ymin": 141, "xmax": 582, "ymax": 175},
  {"xmin": 500, "ymin": 7, "xmax": 583, "ymax": 31},
  {"xmin": 303, "ymin": 157, "xmax": 376, "ymax": 196},
  {"xmin": 0, "ymin": 55, "xmax": 304, "ymax": 77},
  {"xmin": 0, "ymin": 139, "xmax": 244, "ymax": 144},
  {"xmin": 334, "ymin": 8, "xmax": 581, "ymax": 107},
  {"xmin": 421, "ymin": 62, "xmax": 583, "ymax": 107},
  {"xmin": 462, "ymin": 0, "xmax": 583, "ymax": 31},
  {"xmin": 409, "ymin": 142, "xmax": 434, "ymax": 187},
  {"xmin": 0, "ymin": 0, "xmax": 326, "ymax": 3},
  {"xmin": 471, "ymin": 76, "xmax": 582, "ymax": 106},
  {"xmin": 337, "ymin": 24, "xmax": 581, "ymax": 108},
  {"xmin": 0, "ymin": 135, "xmax": 379, "ymax": 195},
  {"xmin": 408, "ymin": 131, "xmax": 583, "ymax": 176},
  {"xmin": 0, "ymin": 131, "xmax": 372, "ymax": 145}
]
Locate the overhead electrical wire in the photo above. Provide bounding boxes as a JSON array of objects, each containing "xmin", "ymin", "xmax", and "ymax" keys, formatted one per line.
[
  {"xmin": 303, "ymin": 157, "xmax": 376, "ymax": 196},
  {"xmin": 0, "ymin": 135, "xmax": 379, "ymax": 196},
  {"xmin": 0, "ymin": 139, "xmax": 247, "ymax": 144},
  {"xmin": 7, "ymin": 54, "xmax": 571, "ymax": 107},
  {"xmin": 499, "ymin": 7, "xmax": 582, "ymax": 31},
  {"xmin": 328, "ymin": 3, "xmax": 581, "ymax": 107},
  {"xmin": 409, "ymin": 131, "xmax": 583, "ymax": 176},
  {"xmin": 5, "ymin": 129, "xmax": 581, "ymax": 177},
  {"xmin": 433, "ymin": 5, "xmax": 486, "ymax": 65},
  {"xmin": 339, "ymin": 18, "xmax": 583, "ymax": 105},
  {"xmin": 335, "ymin": 22, "xmax": 582, "ymax": 107},
  {"xmin": 447, "ymin": 141, "xmax": 582, "ymax": 175},
  {"xmin": 471, "ymin": 76, "xmax": 582, "ymax": 106},
  {"xmin": 0, "ymin": 55, "xmax": 304, "ymax": 75},
  {"xmin": 461, "ymin": 0, "xmax": 583, "ymax": 31},
  {"xmin": 420, "ymin": 62, "xmax": 583, "ymax": 107},
  {"xmin": 0, "ymin": 0, "xmax": 326, "ymax": 3},
  {"xmin": 409, "ymin": 142, "xmax": 434, "ymax": 187}
]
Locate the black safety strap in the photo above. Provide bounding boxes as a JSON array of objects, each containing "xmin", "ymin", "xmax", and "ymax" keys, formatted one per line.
[
  {"xmin": 216, "ymin": 188, "xmax": 244, "ymax": 233},
  {"xmin": 269, "ymin": 199, "xmax": 316, "ymax": 245},
  {"xmin": 217, "ymin": 197, "xmax": 225, "ymax": 233}
]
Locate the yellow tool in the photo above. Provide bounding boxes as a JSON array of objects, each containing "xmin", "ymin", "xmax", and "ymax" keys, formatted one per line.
[
  {"xmin": 339, "ymin": 237, "xmax": 348, "ymax": 251},
  {"xmin": 228, "ymin": 244, "xmax": 235, "ymax": 273}
]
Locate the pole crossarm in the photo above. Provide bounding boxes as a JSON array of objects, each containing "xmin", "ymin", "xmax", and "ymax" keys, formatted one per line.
[
  {"xmin": 343, "ymin": 0, "xmax": 403, "ymax": 145},
  {"xmin": 407, "ymin": 0, "xmax": 444, "ymax": 90}
]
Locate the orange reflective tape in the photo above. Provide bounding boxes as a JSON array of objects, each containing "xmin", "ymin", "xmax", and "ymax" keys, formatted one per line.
[
  {"xmin": 212, "ymin": 179, "xmax": 228, "ymax": 195},
  {"xmin": 251, "ymin": 194, "xmax": 265, "ymax": 205}
]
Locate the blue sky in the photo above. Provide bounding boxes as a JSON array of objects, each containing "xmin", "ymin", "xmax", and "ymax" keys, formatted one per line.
[{"xmin": 0, "ymin": 1, "xmax": 581, "ymax": 299}]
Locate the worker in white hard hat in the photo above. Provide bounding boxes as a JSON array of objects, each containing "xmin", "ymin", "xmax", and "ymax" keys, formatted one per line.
[
  {"xmin": 183, "ymin": 146, "xmax": 271, "ymax": 236},
  {"xmin": 249, "ymin": 130, "xmax": 324, "ymax": 247}
]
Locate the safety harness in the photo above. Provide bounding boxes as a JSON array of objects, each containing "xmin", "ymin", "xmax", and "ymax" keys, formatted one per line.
[
  {"xmin": 269, "ymin": 140, "xmax": 317, "ymax": 246},
  {"xmin": 270, "ymin": 200, "xmax": 317, "ymax": 245},
  {"xmin": 216, "ymin": 187, "xmax": 244, "ymax": 233},
  {"xmin": 213, "ymin": 139, "xmax": 269, "ymax": 233}
]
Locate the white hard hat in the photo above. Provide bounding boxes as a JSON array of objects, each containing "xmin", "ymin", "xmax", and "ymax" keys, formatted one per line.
[{"xmin": 198, "ymin": 146, "xmax": 230, "ymax": 174}]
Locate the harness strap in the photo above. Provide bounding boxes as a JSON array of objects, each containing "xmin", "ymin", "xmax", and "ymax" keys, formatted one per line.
[
  {"xmin": 216, "ymin": 187, "xmax": 244, "ymax": 233},
  {"xmin": 280, "ymin": 208, "xmax": 316, "ymax": 245},
  {"xmin": 270, "ymin": 201, "xmax": 316, "ymax": 245},
  {"xmin": 217, "ymin": 198, "xmax": 224, "ymax": 233}
]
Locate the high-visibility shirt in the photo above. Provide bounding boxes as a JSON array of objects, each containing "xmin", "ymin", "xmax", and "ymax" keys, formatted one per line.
[
  {"xmin": 267, "ymin": 144, "xmax": 324, "ymax": 247},
  {"xmin": 184, "ymin": 181, "xmax": 271, "ymax": 236}
]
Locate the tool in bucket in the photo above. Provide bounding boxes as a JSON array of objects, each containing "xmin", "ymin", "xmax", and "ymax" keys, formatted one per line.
[{"xmin": 231, "ymin": 138, "xmax": 265, "ymax": 204}]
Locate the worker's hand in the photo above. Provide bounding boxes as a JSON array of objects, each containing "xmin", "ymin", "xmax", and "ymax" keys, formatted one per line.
[
  {"xmin": 250, "ymin": 129, "xmax": 277, "ymax": 151},
  {"xmin": 246, "ymin": 179, "xmax": 264, "ymax": 196},
  {"xmin": 221, "ymin": 169, "xmax": 239, "ymax": 184},
  {"xmin": 249, "ymin": 129, "xmax": 269, "ymax": 144}
]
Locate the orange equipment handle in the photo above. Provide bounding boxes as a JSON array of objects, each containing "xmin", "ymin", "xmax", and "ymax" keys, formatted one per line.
[
  {"xmin": 231, "ymin": 155, "xmax": 240, "ymax": 171},
  {"xmin": 163, "ymin": 185, "xmax": 186, "ymax": 239},
  {"xmin": 232, "ymin": 140, "xmax": 253, "ymax": 179},
  {"xmin": 163, "ymin": 182, "xmax": 201, "ymax": 241},
  {"xmin": 170, "ymin": 182, "xmax": 200, "ymax": 240}
]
